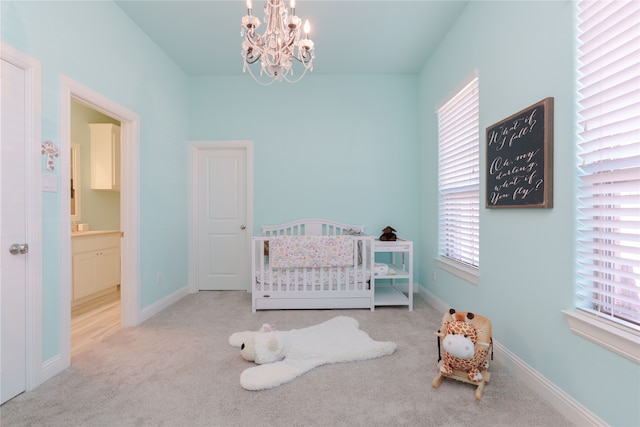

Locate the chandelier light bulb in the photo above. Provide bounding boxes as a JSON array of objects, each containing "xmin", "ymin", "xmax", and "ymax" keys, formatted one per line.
[{"xmin": 303, "ymin": 19, "xmax": 310, "ymax": 36}]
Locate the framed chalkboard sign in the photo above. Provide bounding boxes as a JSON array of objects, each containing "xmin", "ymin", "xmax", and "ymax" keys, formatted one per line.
[{"xmin": 486, "ymin": 97, "xmax": 554, "ymax": 208}]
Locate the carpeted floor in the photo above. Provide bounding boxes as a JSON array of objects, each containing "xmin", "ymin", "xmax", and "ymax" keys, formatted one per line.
[{"xmin": 0, "ymin": 291, "xmax": 574, "ymax": 426}]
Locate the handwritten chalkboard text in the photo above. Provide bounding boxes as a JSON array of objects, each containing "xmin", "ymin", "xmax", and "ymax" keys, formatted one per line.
[{"xmin": 486, "ymin": 98, "xmax": 553, "ymax": 208}]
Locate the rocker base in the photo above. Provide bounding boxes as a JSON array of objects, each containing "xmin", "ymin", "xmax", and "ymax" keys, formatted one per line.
[{"xmin": 432, "ymin": 361, "xmax": 491, "ymax": 400}]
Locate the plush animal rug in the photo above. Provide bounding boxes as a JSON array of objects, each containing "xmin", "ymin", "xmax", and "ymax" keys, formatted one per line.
[{"xmin": 228, "ymin": 316, "xmax": 397, "ymax": 391}]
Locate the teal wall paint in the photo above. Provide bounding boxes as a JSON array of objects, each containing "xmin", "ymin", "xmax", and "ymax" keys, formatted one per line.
[
  {"xmin": 189, "ymin": 75, "xmax": 421, "ymax": 243},
  {"xmin": 3, "ymin": 1, "xmax": 638, "ymax": 425},
  {"xmin": 418, "ymin": 2, "xmax": 639, "ymax": 426},
  {"xmin": 2, "ymin": 1, "xmax": 190, "ymax": 357}
]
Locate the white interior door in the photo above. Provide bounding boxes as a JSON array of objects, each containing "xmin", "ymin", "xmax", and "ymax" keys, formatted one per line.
[
  {"xmin": 1, "ymin": 58, "xmax": 28, "ymax": 404},
  {"xmin": 197, "ymin": 147, "xmax": 249, "ymax": 290}
]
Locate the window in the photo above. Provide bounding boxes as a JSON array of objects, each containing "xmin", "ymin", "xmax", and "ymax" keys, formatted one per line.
[
  {"xmin": 567, "ymin": 0, "xmax": 640, "ymax": 362},
  {"xmin": 437, "ymin": 74, "xmax": 480, "ymax": 282}
]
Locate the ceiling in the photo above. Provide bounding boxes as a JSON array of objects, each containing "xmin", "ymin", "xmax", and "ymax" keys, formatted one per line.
[{"xmin": 115, "ymin": 1, "xmax": 469, "ymax": 76}]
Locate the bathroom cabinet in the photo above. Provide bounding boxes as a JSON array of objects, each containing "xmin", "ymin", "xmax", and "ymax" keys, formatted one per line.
[
  {"xmin": 72, "ymin": 231, "xmax": 121, "ymax": 303},
  {"xmin": 89, "ymin": 123, "xmax": 120, "ymax": 191}
]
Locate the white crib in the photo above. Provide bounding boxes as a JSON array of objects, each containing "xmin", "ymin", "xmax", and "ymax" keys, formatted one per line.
[{"xmin": 251, "ymin": 218, "xmax": 374, "ymax": 312}]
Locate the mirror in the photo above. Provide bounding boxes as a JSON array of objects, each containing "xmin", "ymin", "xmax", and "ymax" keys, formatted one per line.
[{"xmin": 70, "ymin": 142, "xmax": 81, "ymax": 222}]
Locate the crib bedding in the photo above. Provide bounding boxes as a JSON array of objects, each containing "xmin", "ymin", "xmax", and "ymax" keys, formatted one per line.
[
  {"xmin": 255, "ymin": 264, "xmax": 371, "ymax": 291},
  {"xmin": 269, "ymin": 235, "xmax": 355, "ymax": 268}
]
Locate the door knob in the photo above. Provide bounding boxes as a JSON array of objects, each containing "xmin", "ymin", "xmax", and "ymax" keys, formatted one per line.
[
  {"xmin": 240, "ymin": 225, "xmax": 246, "ymax": 230},
  {"xmin": 9, "ymin": 243, "xmax": 29, "ymax": 255}
]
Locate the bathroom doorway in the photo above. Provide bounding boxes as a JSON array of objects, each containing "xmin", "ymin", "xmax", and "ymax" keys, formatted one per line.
[
  {"xmin": 60, "ymin": 76, "xmax": 141, "ymax": 368},
  {"xmin": 69, "ymin": 101, "xmax": 121, "ymax": 360}
]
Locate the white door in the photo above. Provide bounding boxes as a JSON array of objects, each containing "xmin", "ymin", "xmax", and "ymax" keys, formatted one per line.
[
  {"xmin": 1, "ymin": 59, "xmax": 28, "ymax": 404},
  {"xmin": 197, "ymin": 147, "xmax": 249, "ymax": 290}
]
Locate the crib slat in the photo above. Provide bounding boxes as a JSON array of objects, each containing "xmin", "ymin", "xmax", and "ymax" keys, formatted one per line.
[{"xmin": 258, "ymin": 239, "xmax": 264, "ymax": 292}]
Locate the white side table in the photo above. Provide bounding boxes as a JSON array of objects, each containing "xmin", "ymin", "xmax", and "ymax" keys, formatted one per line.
[{"xmin": 372, "ymin": 239, "xmax": 413, "ymax": 311}]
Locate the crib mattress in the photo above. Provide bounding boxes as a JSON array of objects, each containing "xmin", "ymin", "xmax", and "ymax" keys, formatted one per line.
[{"xmin": 255, "ymin": 264, "xmax": 371, "ymax": 291}]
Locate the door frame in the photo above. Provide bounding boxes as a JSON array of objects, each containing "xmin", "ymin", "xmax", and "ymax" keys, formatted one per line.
[
  {"xmin": 59, "ymin": 77, "xmax": 141, "ymax": 367},
  {"xmin": 188, "ymin": 141, "xmax": 254, "ymax": 293},
  {"xmin": 1, "ymin": 43, "xmax": 43, "ymax": 392}
]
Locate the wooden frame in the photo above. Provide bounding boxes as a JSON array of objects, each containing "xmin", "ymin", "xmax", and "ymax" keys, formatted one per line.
[{"xmin": 485, "ymin": 97, "xmax": 554, "ymax": 208}]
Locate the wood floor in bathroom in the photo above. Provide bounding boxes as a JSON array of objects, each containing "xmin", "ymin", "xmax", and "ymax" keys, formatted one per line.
[{"xmin": 71, "ymin": 287, "xmax": 121, "ymax": 362}]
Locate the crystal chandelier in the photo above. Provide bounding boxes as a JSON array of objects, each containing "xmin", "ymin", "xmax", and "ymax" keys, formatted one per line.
[{"xmin": 241, "ymin": 0, "xmax": 315, "ymax": 85}]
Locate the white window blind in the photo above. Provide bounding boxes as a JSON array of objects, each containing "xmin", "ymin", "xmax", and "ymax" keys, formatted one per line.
[
  {"xmin": 438, "ymin": 77, "xmax": 480, "ymax": 268},
  {"xmin": 576, "ymin": 0, "xmax": 640, "ymax": 328}
]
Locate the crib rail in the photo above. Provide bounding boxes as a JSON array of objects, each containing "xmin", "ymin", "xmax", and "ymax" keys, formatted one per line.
[{"xmin": 261, "ymin": 218, "xmax": 364, "ymax": 237}]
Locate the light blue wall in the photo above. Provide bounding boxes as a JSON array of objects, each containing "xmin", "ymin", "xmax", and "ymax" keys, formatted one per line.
[
  {"xmin": 189, "ymin": 75, "xmax": 421, "ymax": 242},
  {"xmin": 3, "ymin": 1, "xmax": 638, "ymax": 425},
  {"xmin": 418, "ymin": 2, "xmax": 639, "ymax": 426},
  {"xmin": 2, "ymin": 1, "xmax": 189, "ymax": 357}
]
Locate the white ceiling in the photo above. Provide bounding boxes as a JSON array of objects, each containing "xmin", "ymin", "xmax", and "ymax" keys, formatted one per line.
[{"xmin": 115, "ymin": 0, "xmax": 469, "ymax": 76}]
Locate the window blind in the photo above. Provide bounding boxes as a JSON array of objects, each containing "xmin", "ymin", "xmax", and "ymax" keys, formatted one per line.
[
  {"xmin": 438, "ymin": 77, "xmax": 480, "ymax": 268},
  {"xmin": 576, "ymin": 0, "xmax": 640, "ymax": 327}
]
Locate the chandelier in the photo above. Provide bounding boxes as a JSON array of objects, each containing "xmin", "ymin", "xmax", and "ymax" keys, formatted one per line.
[{"xmin": 241, "ymin": 0, "xmax": 315, "ymax": 85}]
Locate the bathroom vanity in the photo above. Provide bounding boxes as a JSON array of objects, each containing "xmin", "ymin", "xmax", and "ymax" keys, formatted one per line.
[{"xmin": 71, "ymin": 230, "xmax": 121, "ymax": 305}]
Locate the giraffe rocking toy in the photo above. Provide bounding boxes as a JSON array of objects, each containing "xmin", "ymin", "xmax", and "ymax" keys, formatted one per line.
[{"xmin": 432, "ymin": 308, "xmax": 493, "ymax": 400}]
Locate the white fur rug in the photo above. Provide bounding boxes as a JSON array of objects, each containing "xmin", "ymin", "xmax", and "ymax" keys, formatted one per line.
[{"xmin": 229, "ymin": 316, "xmax": 397, "ymax": 391}]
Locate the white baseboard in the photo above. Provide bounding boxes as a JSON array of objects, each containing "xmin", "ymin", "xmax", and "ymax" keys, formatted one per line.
[
  {"xmin": 418, "ymin": 287, "xmax": 606, "ymax": 427},
  {"xmin": 33, "ymin": 285, "xmax": 191, "ymax": 392},
  {"xmin": 139, "ymin": 285, "xmax": 190, "ymax": 324},
  {"xmin": 35, "ymin": 283, "xmax": 393, "ymax": 386},
  {"xmin": 36, "ymin": 354, "xmax": 65, "ymax": 389}
]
